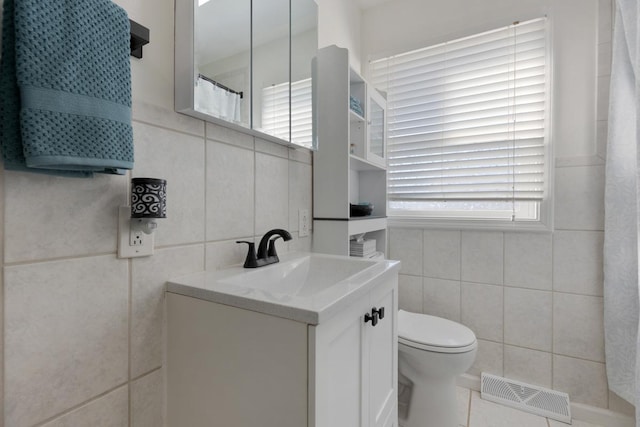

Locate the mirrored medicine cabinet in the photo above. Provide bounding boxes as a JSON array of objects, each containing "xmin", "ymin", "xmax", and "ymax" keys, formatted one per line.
[{"xmin": 175, "ymin": 0, "xmax": 318, "ymax": 150}]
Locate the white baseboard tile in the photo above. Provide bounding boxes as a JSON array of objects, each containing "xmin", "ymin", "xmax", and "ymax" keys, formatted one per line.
[
  {"xmin": 457, "ymin": 373, "xmax": 481, "ymax": 391},
  {"xmin": 457, "ymin": 374, "xmax": 636, "ymax": 427},
  {"xmin": 571, "ymin": 402, "xmax": 635, "ymax": 427}
]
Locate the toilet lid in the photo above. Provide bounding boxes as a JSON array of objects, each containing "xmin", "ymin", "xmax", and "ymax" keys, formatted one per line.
[{"xmin": 398, "ymin": 310, "xmax": 476, "ymax": 351}]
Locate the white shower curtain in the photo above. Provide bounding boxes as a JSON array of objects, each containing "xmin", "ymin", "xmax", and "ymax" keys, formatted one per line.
[{"xmin": 604, "ymin": 0, "xmax": 640, "ymax": 423}]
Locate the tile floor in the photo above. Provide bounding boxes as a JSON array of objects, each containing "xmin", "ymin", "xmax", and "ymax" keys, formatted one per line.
[{"xmin": 455, "ymin": 387, "xmax": 603, "ymax": 427}]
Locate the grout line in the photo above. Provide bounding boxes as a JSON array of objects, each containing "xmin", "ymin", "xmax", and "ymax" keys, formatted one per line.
[
  {"xmin": 466, "ymin": 386, "xmax": 472, "ymax": 426},
  {"xmin": 4, "ymin": 251, "xmax": 120, "ymax": 267},
  {"xmin": 203, "ymin": 125, "xmax": 209, "ymax": 270},
  {"xmin": 130, "ymin": 366, "xmax": 162, "ymax": 384},
  {"xmin": 551, "ymin": 228, "xmax": 555, "ymax": 391},
  {"xmin": 30, "ymin": 382, "xmax": 130, "ymax": 427},
  {"xmin": 420, "ymin": 229, "xmax": 425, "ymax": 313},
  {"xmin": 131, "ymin": 118, "xmax": 204, "ymax": 140},
  {"xmin": 253, "ymin": 137, "xmax": 257, "ymax": 240},
  {"xmin": 128, "ymin": 257, "xmax": 133, "ymax": 427},
  {"xmin": 501, "ymin": 231, "xmax": 505, "ymax": 376}
]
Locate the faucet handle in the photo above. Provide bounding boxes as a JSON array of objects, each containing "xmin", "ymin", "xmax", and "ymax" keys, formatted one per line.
[{"xmin": 236, "ymin": 241, "xmax": 258, "ymax": 268}]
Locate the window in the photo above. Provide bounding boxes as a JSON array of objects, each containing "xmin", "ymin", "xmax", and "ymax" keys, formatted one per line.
[
  {"xmin": 260, "ymin": 78, "xmax": 313, "ymax": 148},
  {"xmin": 369, "ymin": 18, "xmax": 550, "ymax": 226}
]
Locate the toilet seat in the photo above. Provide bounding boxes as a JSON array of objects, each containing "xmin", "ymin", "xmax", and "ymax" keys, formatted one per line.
[{"xmin": 398, "ymin": 310, "xmax": 477, "ymax": 354}]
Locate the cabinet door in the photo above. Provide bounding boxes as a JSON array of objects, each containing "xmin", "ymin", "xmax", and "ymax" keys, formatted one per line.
[
  {"xmin": 367, "ymin": 281, "xmax": 397, "ymax": 427},
  {"xmin": 366, "ymin": 89, "xmax": 387, "ymax": 168},
  {"xmin": 312, "ymin": 296, "xmax": 370, "ymax": 427}
]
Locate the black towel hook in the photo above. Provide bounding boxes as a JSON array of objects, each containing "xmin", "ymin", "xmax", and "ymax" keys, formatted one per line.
[{"xmin": 129, "ymin": 19, "xmax": 149, "ymax": 59}]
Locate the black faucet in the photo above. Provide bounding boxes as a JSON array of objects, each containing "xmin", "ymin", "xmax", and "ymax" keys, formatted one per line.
[{"xmin": 236, "ymin": 228, "xmax": 293, "ymax": 268}]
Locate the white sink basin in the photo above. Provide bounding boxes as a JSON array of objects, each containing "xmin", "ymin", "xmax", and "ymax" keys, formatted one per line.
[
  {"xmin": 218, "ymin": 255, "xmax": 377, "ymax": 297},
  {"xmin": 167, "ymin": 252, "xmax": 400, "ymax": 324}
]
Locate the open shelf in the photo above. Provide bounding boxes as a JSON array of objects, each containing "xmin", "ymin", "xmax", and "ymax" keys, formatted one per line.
[{"xmin": 350, "ymin": 154, "xmax": 386, "ymax": 171}]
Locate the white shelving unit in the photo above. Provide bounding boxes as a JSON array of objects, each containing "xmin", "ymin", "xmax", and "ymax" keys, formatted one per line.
[{"xmin": 312, "ymin": 45, "xmax": 388, "ymax": 257}]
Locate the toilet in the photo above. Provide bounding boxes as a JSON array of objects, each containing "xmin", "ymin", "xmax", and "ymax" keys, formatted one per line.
[{"xmin": 398, "ymin": 310, "xmax": 477, "ymax": 427}]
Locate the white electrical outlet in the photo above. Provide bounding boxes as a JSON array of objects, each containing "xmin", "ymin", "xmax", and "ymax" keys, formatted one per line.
[
  {"xmin": 118, "ymin": 206, "xmax": 154, "ymax": 258},
  {"xmin": 299, "ymin": 209, "xmax": 309, "ymax": 237}
]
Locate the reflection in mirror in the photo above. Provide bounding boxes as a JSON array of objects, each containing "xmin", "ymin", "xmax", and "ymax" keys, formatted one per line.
[
  {"xmin": 194, "ymin": 0, "xmax": 250, "ymax": 128},
  {"xmin": 252, "ymin": 0, "xmax": 290, "ymax": 141},
  {"xmin": 291, "ymin": 0, "xmax": 318, "ymax": 149},
  {"xmin": 176, "ymin": 0, "xmax": 318, "ymax": 149}
]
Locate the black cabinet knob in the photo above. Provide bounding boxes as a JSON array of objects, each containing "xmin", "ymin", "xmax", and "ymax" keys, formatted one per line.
[
  {"xmin": 364, "ymin": 311, "xmax": 378, "ymax": 326},
  {"xmin": 373, "ymin": 307, "xmax": 385, "ymax": 320}
]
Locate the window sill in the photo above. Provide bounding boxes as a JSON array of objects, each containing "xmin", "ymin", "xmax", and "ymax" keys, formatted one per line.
[{"xmin": 387, "ymin": 216, "xmax": 553, "ymax": 233}]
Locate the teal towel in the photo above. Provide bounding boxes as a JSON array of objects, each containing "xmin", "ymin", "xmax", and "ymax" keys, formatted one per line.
[{"xmin": 0, "ymin": 0, "xmax": 134, "ymax": 177}]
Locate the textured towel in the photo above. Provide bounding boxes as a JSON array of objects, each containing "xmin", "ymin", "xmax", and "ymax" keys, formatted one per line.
[{"xmin": 0, "ymin": 0, "xmax": 134, "ymax": 177}]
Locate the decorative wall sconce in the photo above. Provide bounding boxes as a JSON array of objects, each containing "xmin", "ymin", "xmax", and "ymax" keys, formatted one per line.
[
  {"xmin": 118, "ymin": 177, "xmax": 167, "ymax": 258},
  {"xmin": 131, "ymin": 177, "xmax": 167, "ymax": 234}
]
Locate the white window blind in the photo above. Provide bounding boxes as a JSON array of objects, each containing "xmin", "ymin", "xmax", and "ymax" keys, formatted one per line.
[
  {"xmin": 370, "ymin": 18, "xmax": 548, "ymax": 215},
  {"xmin": 261, "ymin": 78, "xmax": 313, "ymax": 148}
]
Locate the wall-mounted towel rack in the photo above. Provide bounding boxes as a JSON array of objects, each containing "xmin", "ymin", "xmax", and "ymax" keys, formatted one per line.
[
  {"xmin": 130, "ymin": 19, "xmax": 150, "ymax": 58},
  {"xmin": 198, "ymin": 74, "xmax": 244, "ymax": 99}
]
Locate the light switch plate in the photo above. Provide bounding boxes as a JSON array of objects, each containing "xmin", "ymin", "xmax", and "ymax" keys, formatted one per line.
[{"xmin": 299, "ymin": 209, "xmax": 309, "ymax": 237}]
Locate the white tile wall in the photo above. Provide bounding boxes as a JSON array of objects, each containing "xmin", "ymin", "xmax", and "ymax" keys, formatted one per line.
[
  {"xmin": 206, "ymin": 140, "xmax": 255, "ymax": 241},
  {"xmin": 553, "ymin": 355, "xmax": 608, "ymax": 408},
  {"xmin": 398, "ymin": 274, "xmax": 423, "ymax": 313},
  {"xmin": 131, "ymin": 369, "xmax": 164, "ymax": 427},
  {"xmin": 503, "ymin": 345, "xmax": 552, "ymax": 388},
  {"xmin": 461, "ymin": 282, "xmax": 503, "ymax": 342},
  {"xmin": 288, "ymin": 161, "xmax": 312, "ymax": 233},
  {"xmin": 4, "ymin": 171, "xmax": 127, "ymax": 263},
  {"xmin": 255, "ymin": 152, "xmax": 290, "ymax": 235},
  {"xmin": 131, "ymin": 245, "xmax": 205, "ymax": 378},
  {"xmin": 132, "ymin": 122, "xmax": 206, "ymax": 247},
  {"xmin": 553, "ymin": 293, "xmax": 605, "ymax": 362},
  {"xmin": 468, "ymin": 339, "xmax": 503, "ymax": 378},
  {"xmin": 554, "ymin": 166, "xmax": 605, "ymax": 231},
  {"xmin": 503, "ymin": 232, "xmax": 552, "ymax": 291},
  {"xmin": 461, "ymin": 231, "xmax": 503, "ymax": 285},
  {"xmin": 39, "ymin": 386, "xmax": 129, "ymax": 427},
  {"xmin": 5, "ymin": 256, "xmax": 129, "ymax": 426},
  {"xmin": 553, "ymin": 231, "xmax": 604, "ymax": 296},
  {"xmin": 423, "ymin": 229, "xmax": 460, "ymax": 280},
  {"xmin": 504, "ymin": 287, "xmax": 552, "ymax": 352},
  {"xmin": 389, "ymin": 227, "xmax": 423, "ymax": 276},
  {"xmin": 423, "ymin": 277, "xmax": 460, "ymax": 322}
]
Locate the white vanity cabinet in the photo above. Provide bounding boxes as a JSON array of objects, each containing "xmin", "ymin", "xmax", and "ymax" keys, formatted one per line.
[{"xmin": 166, "ymin": 262, "xmax": 398, "ymax": 427}]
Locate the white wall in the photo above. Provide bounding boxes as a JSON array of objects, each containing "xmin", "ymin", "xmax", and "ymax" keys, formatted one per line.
[
  {"xmin": 318, "ymin": 0, "xmax": 363, "ymax": 72},
  {"xmin": 366, "ymin": 0, "xmax": 634, "ymax": 416},
  {"xmin": 0, "ymin": 1, "xmax": 313, "ymax": 426}
]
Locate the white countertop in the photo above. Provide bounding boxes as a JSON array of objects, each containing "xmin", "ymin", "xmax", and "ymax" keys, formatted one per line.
[{"xmin": 166, "ymin": 252, "xmax": 400, "ymax": 325}]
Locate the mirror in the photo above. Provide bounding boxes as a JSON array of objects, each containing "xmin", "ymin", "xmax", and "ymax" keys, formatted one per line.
[
  {"xmin": 194, "ymin": 0, "xmax": 250, "ymax": 128},
  {"xmin": 291, "ymin": 0, "xmax": 318, "ymax": 148},
  {"xmin": 175, "ymin": 0, "xmax": 318, "ymax": 150},
  {"xmin": 252, "ymin": 0, "xmax": 290, "ymax": 141}
]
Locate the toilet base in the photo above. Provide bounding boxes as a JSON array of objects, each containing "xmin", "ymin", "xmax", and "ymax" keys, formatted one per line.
[{"xmin": 403, "ymin": 376, "xmax": 458, "ymax": 427}]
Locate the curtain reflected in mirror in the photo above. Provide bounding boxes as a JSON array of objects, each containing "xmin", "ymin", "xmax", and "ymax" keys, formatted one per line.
[{"xmin": 194, "ymin": 0, "xmax": 250, "ymax": 127}]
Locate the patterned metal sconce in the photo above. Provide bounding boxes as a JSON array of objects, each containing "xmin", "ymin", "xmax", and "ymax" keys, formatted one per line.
[{"xmin": 131, "ymin": 178, "xmax": 166, "ymax": 234}]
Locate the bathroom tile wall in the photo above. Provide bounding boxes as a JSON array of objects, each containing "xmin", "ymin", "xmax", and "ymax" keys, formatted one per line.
[
  {"xmin": 391, "ymin": 0, "xmax": 635, "ymax": 416},
  {"xmin": 0, "ymin": 3, "xmax": 312, "ymax": 427}
]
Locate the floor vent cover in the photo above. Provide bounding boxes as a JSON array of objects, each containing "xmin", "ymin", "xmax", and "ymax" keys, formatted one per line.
[{"xmin": 481, "ymin": 373, "xmax": 571, "ymax": 423}]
